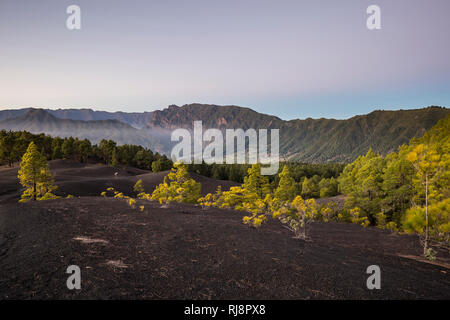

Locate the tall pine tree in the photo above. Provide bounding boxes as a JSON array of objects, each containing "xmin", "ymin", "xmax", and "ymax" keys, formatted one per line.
[
  {"xmin": 18, "ymin": 141, "xmax": 57, "ymax": 202},
  {"xmin": 274, "ymin": 165, "xmax": 297, "ymax": 202}
]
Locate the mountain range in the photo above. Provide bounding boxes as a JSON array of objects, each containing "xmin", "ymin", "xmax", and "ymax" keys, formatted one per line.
[
  {"xmin": 0, "ymin": 108, "xmax": 153, "ymax": 129},
  {"xmin": 0, "ymin": 104, "xmax": 448, "ymax": 163}
]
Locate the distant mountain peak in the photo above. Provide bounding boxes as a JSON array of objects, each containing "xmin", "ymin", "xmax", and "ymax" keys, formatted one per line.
[{"xmin": 21, "ymin": 108, "xmax": 56, "ymax": 121}]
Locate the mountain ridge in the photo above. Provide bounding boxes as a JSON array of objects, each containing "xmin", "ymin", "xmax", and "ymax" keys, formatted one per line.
[
  {"xmin": 0, "ymin": 107, "xmax": 153, "ymax": 129},
  {"xmin": 0, "ymin": 104, "xmax": 448, "ymax": 163}
]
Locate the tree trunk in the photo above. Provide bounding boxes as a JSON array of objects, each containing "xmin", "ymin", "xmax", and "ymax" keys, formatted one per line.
[
  {"xmin": 424, "ymin": 174, "xmax": 429, "ymax": 256},
  {"xmin": 302, "ymin": 216, "xmax": 307, "ymax": 239},
  {"xmin": 33, "ymin": 181, "xmax": 37, "ymax": 201}
]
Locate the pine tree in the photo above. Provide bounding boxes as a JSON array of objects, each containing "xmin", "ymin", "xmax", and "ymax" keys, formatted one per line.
[
  {"xmin": 274, "ymin": 165, "xmax": 297, "ymax": 202},
  {"xmin": 381, "ymin": 149, "xmax": 415, "ymax": 225},
  {"xmin": 151, "ymin": 157, "xmax": 172, "ymax": 172},
  {"xmin": 403, "ymin": 198, "xmax": 450, "ymax": 259},
  {"xmin": 133, "ymin": 179, "xmax": 145, "ymax": 195},
  {"xmin": 0, "ymin": 133, "xmax": 17, "ymax": 167},
  {"xmin": 301, "ymin": 177, "xmax": 316, "ymax": 198},
  {"xmin": 151, "ymin": 162, "xmax": 201, "ymax": 204},
  {"xmin": 406, "ymin": 144, "xmax": 443, "ymax": 256},
  {"xmin": 18, "ymin": 141, "xmax": 57, "ymax": 202},
  {"xmin": 319, "ymin": 177, "xmax": 339, "ymax": 197},
  {"xmin": 111, "ymin": 148, "xmax": 119, "ymax": 167},
  {"xmin": 242, "ymin": 163, "xmax": 271, "ymax": 199},
  {"xmin": 278, "ymin": 196, "xmax": 319, "ymax": 239},
  {"xmin": 216, "ymin": 186, "xmax": 245, "ymax": 209},
  {"xmin": 61, "ymin": 137, "xmax": 75, "ymax": 160}
]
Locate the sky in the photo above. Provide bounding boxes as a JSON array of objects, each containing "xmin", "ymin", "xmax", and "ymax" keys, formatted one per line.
[{"xmin": 0, "ymin": 0, "xmax": 449, "ymax": 120}]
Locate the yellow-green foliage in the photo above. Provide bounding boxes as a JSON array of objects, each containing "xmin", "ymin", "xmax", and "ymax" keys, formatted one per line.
[
  {"xmin": 385, "ymin": 221, "xmax": 398, "ymax": 233},
  {"xmin": 101, "ymin": 186, "xmax": 145, "ymax": 213},
  {"xmin": 277, "ymin": 196, "xmax": 319, "ymax": 239},
  {"xmin": 151, "ymin": 162, "xmax": 201, "ymax": 204},
  {"xmin": 375, "ymin": 212, "xmax": 398, "ymax": 232},
  {"xmin": 205, "ymin": 163, "xmax": 334, "ymax": 232},
  {"xmin": 218, "ymin": 164, "xmax": 272, "ymax": 227},
  {"xmin": 137, "ymin": 192, "xmax": 151, "ymax": 200},
  {"xmin": 243, "ymin": 214, "xmax": 267, "ymax": 227},
  {"xmin": 198, "ymin": 186, "xmax": 223, "ymax": 207},
  {"xmin": 133, "ymin": 179, "xmax": 145, "ymax": 194},
  {"xmin": 242, "ymin": 163, "xmax": 271, "ymax": 199},
  {"xmin": 376, "ymin": 212, "xmax": 387, "ymax": 229},
  {"xmin": 101, "ymin": 187, "xmax": 116, "ymax": 197},
  {"xmin": 349, "ymin": 207, "xmax": 370, "ymax": 227},
  {"xmin": 198, "ymin": 193, "xmax": 214, "ymax": 207},
  {"xmin": 338, "ymin": 149, "xmax": 384, "ymax": 223},
  {"xmin": 320, "ymin": 201, "xmax": 337, "ymax": 222},
  {"xmin": 401, "ymin": 117, "xmax": 449, "ymax": 256},
  {"xmin": 319, "ymin": 177, "xmax": 339, "ymax": 198},
  {"xmin": 37, "ymin": 192, "xmax": 60, "ymax": 201},
  {"xmin": 242, "ymin": 194, "xmax": 273, "ymax": 228},
  {"xmin": 321, "ymin": 207, "xmax": 333, "ymax": 223},
  {"xmin": 407, "ymin": 144, "xmax": 444, "ymax": 203},
  {"xmin": 403, "ymin": 198, "xmax": 450, "ymax": 245},
  {"xmin": 128, "ymin": 198, "xmax": 136, "ymax": 208},
  {"xmin": 337, "ymin": 114, "xmax": 450, "ymax": 241},
  {"xmin": 114, "ymin": 192, "xmax": 124, "ymax": 199},
  {"xmin": 274, "ymin": 165, "xmax": 297, "ymax": 202},
  {"xmin": 18, "ymin": 141, "xmax": 58, "ymax": 202},
  {"xmin": 216, "ymin": 186, "xmax": 245, "ymax": 209}
]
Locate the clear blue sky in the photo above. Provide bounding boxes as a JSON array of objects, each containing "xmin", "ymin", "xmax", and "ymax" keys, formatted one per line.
[{"xmin": 0, "ymin": 0, "xmax": 449, "ymax": 120}]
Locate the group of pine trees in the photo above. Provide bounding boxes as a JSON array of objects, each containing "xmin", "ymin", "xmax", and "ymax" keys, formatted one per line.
[
  {"xmin": 338, "ymin": 115, "xmax": 449, "ymax": 258},
  {"xmin": 1, "ymin": 130, "xmax": 344, "ymax": 187},
  {"xmin": 197, "ymin": 164, "xmax": 323, "ymax": 239},
  {"xmin": 0, "ymin": 130, "xmax": 172, "ymax": 171},
  {"xmin": 187, "ymin": 161, "xmax": 343, "ymax": 195}
]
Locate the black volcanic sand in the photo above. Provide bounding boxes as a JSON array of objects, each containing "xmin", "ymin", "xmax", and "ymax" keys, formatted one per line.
[
  {"xmin": 0, "ymin": 197, "xmax": 449, "ymax": 300},
  {"xmin": 0, "ymin": 160, "xmax": 449, "ymax": 299},
  {"xmin": 0, "ymin": 160, "xmax": 238, "ymax": 203}
]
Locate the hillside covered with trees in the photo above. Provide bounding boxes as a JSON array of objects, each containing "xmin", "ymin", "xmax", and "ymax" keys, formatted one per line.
[
  {"xmin": 0, "ymin": 129, "xmax": 344, "ymax": 190},
  {"xmin": 1, "ymin": 105, "xmax": 448, "ymax": 163}
]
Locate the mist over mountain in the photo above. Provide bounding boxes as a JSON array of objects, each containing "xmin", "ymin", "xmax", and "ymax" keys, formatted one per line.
[
  {"xmin": 0, "ymin": 105, "xmax": 448, "ymax": 163},
  {"xmin": 0, "ymin": 109, "xmax": 169, "ymax": 153},
  {"xmin": 0, "ymin": 108, "xmax": 153, "ymax": 129}
]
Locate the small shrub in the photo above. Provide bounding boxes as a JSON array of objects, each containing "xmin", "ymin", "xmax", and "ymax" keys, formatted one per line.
[
  {"xmin": 425, "ymin": 248, "xmax": 437, "ymax": 261},
  {"xmin": 128, "ymin": 198, "xmax": 136, "ymax": 208},
  {"xmin": 133, "ymin": 179, "xmax": 145, "ymax": 195}
]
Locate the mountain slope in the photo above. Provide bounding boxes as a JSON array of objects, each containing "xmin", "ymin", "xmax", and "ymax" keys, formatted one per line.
[
  {"xmin": 148, "ymin": 104, "xmax": 282, "ymax": 130},
  {"xmin": 0, "ymin": 109, "xmax": 168, "ymax": 152},
  {"xmin": 1, "ymin": 105, "xmax": 448, "ymax": 163},
  {"xmin": 46, "ymin": 108, "xmax": 153, "ymax": 129},
  {"xmin": 148, "ymin": 104, "xmax": 449, "ymax": 162},
  {"xmin": 281, "ymin": 107, "xmax": 450, "ymax": 162},
  {"xmin": 0, "ymin": 108, "xmax": 153, "ymax": 129}
]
